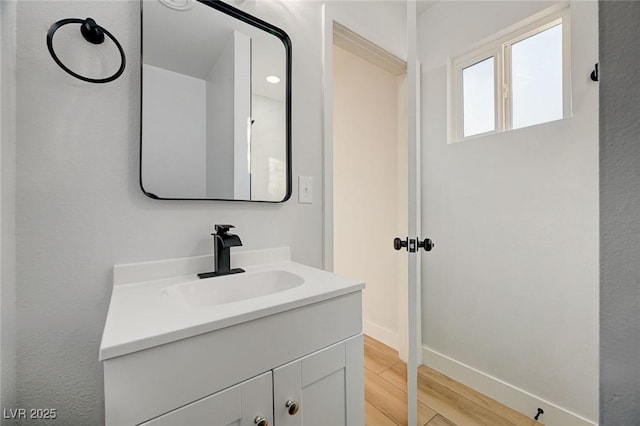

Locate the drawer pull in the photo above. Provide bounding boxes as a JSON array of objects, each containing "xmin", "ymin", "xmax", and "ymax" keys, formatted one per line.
[
  {"xmin": 286, "ymin": 400, "xmax": 300, "ymax": 416},
  {"xmin": 254, "ymin": 416, "xmax": 269, "ymax": 426}
]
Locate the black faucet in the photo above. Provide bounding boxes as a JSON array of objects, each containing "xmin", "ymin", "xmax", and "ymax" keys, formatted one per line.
[{"xmin": 197, "ymin": 225, "xmax": 245, "ymax": 279}]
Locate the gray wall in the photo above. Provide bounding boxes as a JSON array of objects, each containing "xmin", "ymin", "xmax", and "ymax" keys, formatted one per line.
[
  {"xmin": 1, "ymin": 0, "xmax": 17, "ymax": 416},
  {"xmin": 206, "ymin": 34, "xmax": 235, "ymax": 199},
  {"xmin": 599, "ymin": 1, "xmax": 640, "ymax": 424},
  {"xmin": 142, "ymin": 64, "xmax": 207, "ymax": 198}
]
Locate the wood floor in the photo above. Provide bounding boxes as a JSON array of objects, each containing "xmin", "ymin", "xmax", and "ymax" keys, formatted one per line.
[{"xmin": 364, "ymin": 335, "xmax": 543, "ymax": 426}]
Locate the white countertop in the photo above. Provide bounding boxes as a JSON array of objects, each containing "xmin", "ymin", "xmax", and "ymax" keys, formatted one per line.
[{"xmin": 99, "ymin": 248, "xmax": 364, "ymax": 360}]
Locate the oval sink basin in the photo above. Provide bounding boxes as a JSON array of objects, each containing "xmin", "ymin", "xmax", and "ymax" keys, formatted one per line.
[{"xmin": 163, "ymin": 270, "xmax": 304, "ymax": 307}]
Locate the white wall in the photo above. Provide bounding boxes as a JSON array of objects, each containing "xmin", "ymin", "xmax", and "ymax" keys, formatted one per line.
[
  {"xmin": 599, "ymin": 2, "xmax": 640, "ymax": 424},
  {"xmin": 9, "ymin": 1, "xmax": 405, "ymax": 424},
  {"xmin": 206, "ymin": 33, "xmax": 235, "ymax": 199},
  {"xmin": 205, "ymin": 30, "xmax": 252, "ymax": 200},
  {"xmin": 233, "ymin": 31, "xmax": 251, "ymax": 200},
  {"xmin": 419, "ymin": 1, "xmax": 598, "ymax": 423},
  {"xmin": 251, "ymin": 95, "xmax": 285, "ymax": 201},
  {"xmin": 333, "ymin": 45, "xmax": 403, "ymax": 348},
  {"xmin": 142, "ymin": 64, "xmax": 206, "ymax": 198},
  {"xmin": 325, "ymin": 0, "xmax": 407, "ymax": 61},
  {"xmin": 1, "ymin": 0, "xmax": 17, "ymax": 413}
]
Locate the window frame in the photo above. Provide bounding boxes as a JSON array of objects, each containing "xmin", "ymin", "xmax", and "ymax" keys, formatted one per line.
[
  {"xmin": 454, "ymin": 48, "xmax": 503, "ymax": 140},
  {"xmin": 449, "ymin": 7, "xmax": 571, "ymax": 143}
]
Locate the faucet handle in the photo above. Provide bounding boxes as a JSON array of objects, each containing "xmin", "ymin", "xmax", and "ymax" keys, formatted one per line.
[{"xmin": 214, "ymin": 224, "xmax": 235, "ymax": 235}]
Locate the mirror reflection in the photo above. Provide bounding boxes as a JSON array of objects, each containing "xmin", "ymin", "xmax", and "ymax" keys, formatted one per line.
[{"xmin": 141, "ymin": 0, "xmax": 291, "ymax": 201}]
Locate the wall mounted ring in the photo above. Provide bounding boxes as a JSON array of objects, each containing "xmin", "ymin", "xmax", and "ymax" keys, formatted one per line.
[{"xmin": 46, "ymin": 17, "xmax": 126, "ymax": 84}]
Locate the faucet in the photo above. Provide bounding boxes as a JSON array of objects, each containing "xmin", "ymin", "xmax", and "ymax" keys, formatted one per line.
[{"xmin": 197, "ymin": 225, "xmax": 245, "ymax": 279}]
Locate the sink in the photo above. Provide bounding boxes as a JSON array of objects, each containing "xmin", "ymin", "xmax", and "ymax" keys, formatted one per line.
[
  {"xmin": 163, "ymin": 270, "xmax": 304, "ymax": 307},
  {"xmin": 100, "ymin": 248, "xmax": 365, "ymax": 361}
]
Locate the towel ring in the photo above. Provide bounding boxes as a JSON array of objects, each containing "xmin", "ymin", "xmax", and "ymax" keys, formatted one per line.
[{"xmin": 46, "ymin": 17, "xmax": 126, "ymax": 84}]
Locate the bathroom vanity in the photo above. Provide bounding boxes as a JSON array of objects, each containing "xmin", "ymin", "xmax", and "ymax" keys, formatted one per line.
[{"xmin": 100, "ymin": 248, "xmax": 365, "ymax": 425}]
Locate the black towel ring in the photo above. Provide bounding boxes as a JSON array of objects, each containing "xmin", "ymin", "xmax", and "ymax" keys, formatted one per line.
[{"xmin": 46, "ymin": 17, "xmax": 126, "ymax": 84}]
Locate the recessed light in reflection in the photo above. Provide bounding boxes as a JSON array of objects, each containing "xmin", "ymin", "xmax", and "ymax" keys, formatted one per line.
[
  {"xmin": 266, "ymin": 75, "xmax": 281, "ymax": 84},
  {"xmin": 158, "ymin": 0, "xmax": 195, "ymax": 11}
]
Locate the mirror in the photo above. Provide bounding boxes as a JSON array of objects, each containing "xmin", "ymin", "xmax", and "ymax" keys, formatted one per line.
[{"xmin": 140, "ymin": 0, "xmax": 291, "ymax": 202}]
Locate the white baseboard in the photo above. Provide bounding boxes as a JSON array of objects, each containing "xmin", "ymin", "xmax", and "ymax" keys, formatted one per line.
[
  {"xmin": 422, "ymin": 345, "xmax": 597, "ymax": 426},
  {"xmin": 363, "ymin": 320, "xmax": 398, "ymax": 351}
]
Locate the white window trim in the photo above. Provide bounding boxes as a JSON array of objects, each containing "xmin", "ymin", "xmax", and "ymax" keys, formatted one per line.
[
  {"xmin": 451, "ymin": 48, "xmax": 502, "ymax": 142},
  {"xmin": 448, "ymin": 6, "xmax": 571, "ymax": 143}
]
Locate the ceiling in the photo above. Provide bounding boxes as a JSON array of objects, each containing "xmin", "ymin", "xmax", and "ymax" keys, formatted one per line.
[{"xmin": 143, "ymin": 0, "xmax": 286, "ymax": 102}]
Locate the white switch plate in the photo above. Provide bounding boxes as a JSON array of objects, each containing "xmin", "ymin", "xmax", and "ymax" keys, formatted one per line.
[{"xmin": 298, "ymin": 176, "xmax": 313, "ymax": 204}]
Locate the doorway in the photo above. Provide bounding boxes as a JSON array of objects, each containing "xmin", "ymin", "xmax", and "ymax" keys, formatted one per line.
[
  {"xmin": 326, "ymin": 19, "xmax": 418, "ymax": 426},
  {"xmin": 331, "ymin": 22, "xmax": 409, "ymax": 361}
]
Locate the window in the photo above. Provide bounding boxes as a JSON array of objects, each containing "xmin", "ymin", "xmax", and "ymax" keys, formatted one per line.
[
  {"xmin": 450, "ymin": 8, "xmax": 570, "ymax": 142},
  {"xmin": 463, "ymin": 57, "xmax": 495, "ymax": 137},
  {"xmin": 510, "ymin": 23, "xmax": 563, "ymax": 129}
]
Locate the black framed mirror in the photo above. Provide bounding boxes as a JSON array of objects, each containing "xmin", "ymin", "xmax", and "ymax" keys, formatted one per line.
[{"xmin": 140, "ymin": 0, "xmax": 292, "ymax": 202}]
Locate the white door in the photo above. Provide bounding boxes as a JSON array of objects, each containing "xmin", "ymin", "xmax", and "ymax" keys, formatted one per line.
[
  {"xmin": 406, "ymin": 2, "xmax": 421, "ymax": 425},
  {"xmin": 273, "ymin": 335, "xmax": 364, "ymax": 426},
  {"xmin": 141, "ymin": 372, "xmax": 273, "ymax": 426}
]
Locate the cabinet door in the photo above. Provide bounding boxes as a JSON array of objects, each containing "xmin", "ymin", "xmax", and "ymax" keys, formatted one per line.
[
  {"xmin": 141, "ymin": 372, "xmax": 273, "ymax": 426},
  {"xmin": 273, "ymin": 334, "xmax": 364, "ymax": 426}
]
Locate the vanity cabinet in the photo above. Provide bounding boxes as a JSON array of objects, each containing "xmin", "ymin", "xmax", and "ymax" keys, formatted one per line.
[
  {"xmin": 135, "ymin": 335, "xmax": 363, "ymax": 426},
  {"xmin": 141, "ymin": 372, "xmax": 273, "ymax": 426},
  {"xmin": 274, "ymin": 336, "xmax": 364, "ymax": 426},
  {"xmin": 102, "ymin": 291, "xmax": 364, "ymax": 426}
]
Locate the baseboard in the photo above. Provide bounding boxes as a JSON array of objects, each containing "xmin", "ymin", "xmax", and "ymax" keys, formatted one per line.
[
  {"xmin": 363, "ymin": 320, "xmax": 398, "ymax": 351},
  {"xmin": 422, "ymin": 345, "xmax": 597, "ymax": 426}
]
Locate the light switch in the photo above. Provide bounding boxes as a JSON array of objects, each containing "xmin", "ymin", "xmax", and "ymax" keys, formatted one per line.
[{"xmin": 298, "ymin": 176, "xmax": 313, "ymax": 204}]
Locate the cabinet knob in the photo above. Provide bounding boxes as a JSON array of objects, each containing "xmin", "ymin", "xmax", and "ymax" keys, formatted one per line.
[
  {"xmin": 286, "ymin": 400, "xmax": 300, "ymax": 416},
  {"xmin": 254, "ymin": 416, "xmax": 269, "ymax": 426}
]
